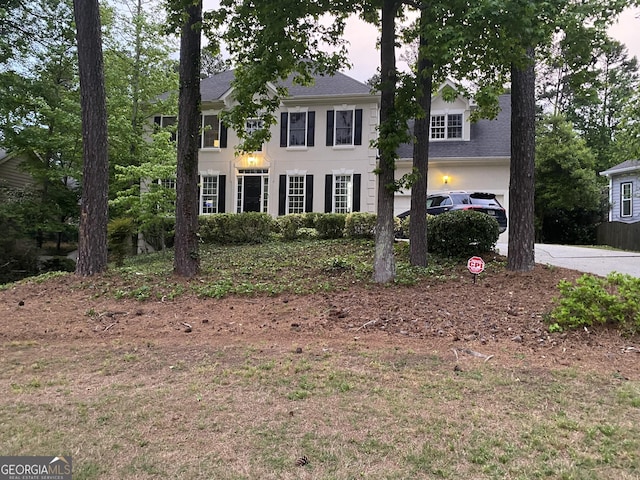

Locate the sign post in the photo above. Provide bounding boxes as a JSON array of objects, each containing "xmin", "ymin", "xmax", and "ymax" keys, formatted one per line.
[{"xmin": 467, "ymin": 256, "xmax": 485, "ymax": 283}]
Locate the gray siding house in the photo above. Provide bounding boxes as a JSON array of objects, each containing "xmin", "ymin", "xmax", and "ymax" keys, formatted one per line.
[
  {"xmin": 0, "ymin": 149, "xmax": 34, "ymax": 189},
  {"xmin": 600, "ymin": 159, "xmax": 640, "ymax": 223}
]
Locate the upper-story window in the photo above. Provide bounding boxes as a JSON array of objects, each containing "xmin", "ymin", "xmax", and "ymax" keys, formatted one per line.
[
  {"xmin": 289, "ymin": 112, "xmax": 306, "ymax": 147},
  {"xmin": 246, "ymin": 118, "xmax": 264, "ymax": 151},
  {"xmin": 335, "ymin": 110, "xmax": 354, "ymax": 145},
  {"xmin": 326, "ymin": 108, "xmax": 363, "ymax": 147},
  {"xmin": 154, "ymin": 115, "xmax": 177, "ymax": 143},
  {"xmin": 201, "ymin": 115, "xmax": 220, "ymax": 148},
  {"xmin": 621, "ymin": 182, "xmax": 633, "ymax": 217},
  {"xmin": 430, "ymin": 113, "xmax": 463, "ymax": 140},
  {"xmin": 280, "ymin": 110, "xmax": 315, "ymax": 148}
]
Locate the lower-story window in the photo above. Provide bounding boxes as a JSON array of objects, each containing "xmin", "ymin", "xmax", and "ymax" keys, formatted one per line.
[
  {"xmin": 334, "ymin": 174, "xmax": 352, "ymax": 213},
  {"xmin": 287, "ymin": 175, "xmax": 305, "ymax": 213},
  {"xmin": 200, "ymin": 175, "xmax": 218, "ymax": 214},
  {"xmin": 621, "ymin": 182, "xmax": 633, "ymax": 217}
]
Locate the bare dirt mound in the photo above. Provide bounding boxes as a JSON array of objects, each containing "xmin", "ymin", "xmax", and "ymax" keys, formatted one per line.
[{"xmin": 1, "ymin": 263, "xmax": 639, "ymax": 378}]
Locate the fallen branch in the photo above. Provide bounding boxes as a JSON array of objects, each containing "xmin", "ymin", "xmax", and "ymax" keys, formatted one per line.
[
  {"xmin": 453, "ymin": 348, "xmax": 494, "ymax": 363},
  {"xmin": 356, "ymin": 319, "xmax": 377, "ymax": 331},
  {"xmin": 104, "ymin": 322, "xmax": 117, "ymax": 331}
]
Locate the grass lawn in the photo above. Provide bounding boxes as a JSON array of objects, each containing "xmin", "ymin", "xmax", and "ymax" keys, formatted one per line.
[{"xmin": 1, "ymin": 240, "xmax": 639, "ymax": 479}]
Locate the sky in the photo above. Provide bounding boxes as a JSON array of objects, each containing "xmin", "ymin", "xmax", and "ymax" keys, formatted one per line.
[{"xmin": 202, "ymin": 2, "xmax": 640, "ymax": 84}]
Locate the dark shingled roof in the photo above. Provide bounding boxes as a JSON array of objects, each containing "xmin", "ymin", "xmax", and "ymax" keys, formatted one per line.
[
  {"xmin": 200, "ymin": 70, "xmax": 373, "ymax": 102},
  {"xmin": 396, "ymin": 94, "xmax": 511, "ymax": 159}
]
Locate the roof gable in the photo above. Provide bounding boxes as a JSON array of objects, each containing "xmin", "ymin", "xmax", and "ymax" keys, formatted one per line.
[
  {"xmin": 200, "ymin": 70, "xmax": 374, "ymax": 104},
  {"xmin": 599, "ymin": 159, "xmax": 640, "ymax": 177},
  {"xmin": 397, "ymin": 94, "xmax": 511, "ymax": 159}
]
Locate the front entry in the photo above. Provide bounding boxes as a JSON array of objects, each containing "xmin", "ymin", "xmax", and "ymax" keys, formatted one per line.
[
  {"xmin": 243, "ymin": 176, "xmax": 261, "ymax": 212},
  {"xmin": 237, "ymin": 169, "xmax": 269, "ymax": 213}
]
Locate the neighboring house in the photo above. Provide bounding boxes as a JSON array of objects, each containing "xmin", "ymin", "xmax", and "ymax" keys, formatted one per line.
[
  {"xmin": 153, "ymin": 72, "xmax": 511, "ymax": 231},
  {"xmin": 0, "ymin": 149, "xmax": 34, "ymax": 189},
  {"xmin": 600, "ymin": 159, "xmax": 640, "ymax": 223}
]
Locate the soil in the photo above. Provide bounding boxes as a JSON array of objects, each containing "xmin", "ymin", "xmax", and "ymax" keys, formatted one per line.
[{"xmin": 2, "ymin": 260, "xmax": 640, "ymax": 379}]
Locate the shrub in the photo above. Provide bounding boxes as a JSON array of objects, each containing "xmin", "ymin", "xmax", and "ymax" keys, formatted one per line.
[
  {"xmin": 40, "ymin": 256, "xmax": 76, "ymax": 273},
  {"xmin": 141, "ymin": 216, "xmax": 175, "ymax": 251},
  {"xmin": 315, "ymin": 213, "xmax": 347, "ymax": 239},
  {"xmin": 550, "ymin": 273, "xmax": 640, "ymax": 335},
  {"xmin": 296, "ymin": 227, "xmax": 319, "ymax": 239},
  {"xmin": 199, "ymin": 213, "xmax": 274, "ymax": 244},
  {"xmin": 108, "ymin": 218, "xmax": 137, "ymax": 266},
  {"xmin": 275, "ymin": 214, "xmax": 309, "ymax": 241},
  {"xmin": 427, "ymin": 210, "xmax": 499, "ymax": 258},
  {"xmin": 345, "ymin": 212, "xmax": 377, "ymax": 239}
]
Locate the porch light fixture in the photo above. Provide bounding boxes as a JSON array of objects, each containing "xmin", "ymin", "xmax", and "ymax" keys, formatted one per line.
[
  {"xmin": 247, "ymin": 155, "xmax": 258, "ymax": 166},
  {"xmin": 443, "ymin": 175, "xmax": 449, "ymax": 185}
]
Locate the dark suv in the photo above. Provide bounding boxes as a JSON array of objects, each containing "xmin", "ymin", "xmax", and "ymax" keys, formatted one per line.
[{"xmin": 398, "ymin": 191, "xmax": 508, "ymax": 233}]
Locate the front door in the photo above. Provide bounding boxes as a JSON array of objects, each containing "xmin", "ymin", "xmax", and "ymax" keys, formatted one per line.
[{"xmin": 243, "ymin": 176, "xmax": 262, "ymax": 212}]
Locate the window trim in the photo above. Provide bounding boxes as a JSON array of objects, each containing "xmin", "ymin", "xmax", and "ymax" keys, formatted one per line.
[
  {"xmin": 286, "ymin": 173, "xmax": 306, "ymax": 214},
  {"xmin": 332, "ymin": 170, "xmax": 353, "ymax": 214},
  {"xmin": 334, "ymin": 108, "xmax": 355, "ymax": 147},
  {"xmin": 286, "ymin": 109, "xmax": 309, "ymax": 149},
  {"xmin": 621, "ymin": 181, "xmax": 633, "ymax": 218},
  {"xmin": 430, "ymin": 111, "xmax": 464, "ymax": 141},
  {"xmin": 201, "ymin": 114, "xmax": 221, "ymax": 150},
  {"xmin": 200, "ymin": 174, "xmax": 219, "ymax": 215}
]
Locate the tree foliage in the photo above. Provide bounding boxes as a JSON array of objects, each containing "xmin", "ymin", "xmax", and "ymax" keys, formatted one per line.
[
  {"xmin": 535, "ymin": 116, "xmax": 603, "ymax": 244},
  {"xmin": 538, "ymin": 31, "xmax": 639, "ymax": 171}
]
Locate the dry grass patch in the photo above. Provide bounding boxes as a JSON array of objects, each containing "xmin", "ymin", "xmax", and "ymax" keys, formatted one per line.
[{"xmin": 1, "ymin": 341, "xmax": 639, "ymax": 479}]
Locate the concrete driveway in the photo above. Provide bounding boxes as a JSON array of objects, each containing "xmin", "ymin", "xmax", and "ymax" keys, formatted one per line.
[{"xmin": 496, "ymin": 243, "xmax": 640, "ymax": 278}]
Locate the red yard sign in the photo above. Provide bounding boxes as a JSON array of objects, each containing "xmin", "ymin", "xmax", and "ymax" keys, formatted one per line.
[{"xmin": 467, "ymin": 256, "xmax": 485, "ymax": 275}]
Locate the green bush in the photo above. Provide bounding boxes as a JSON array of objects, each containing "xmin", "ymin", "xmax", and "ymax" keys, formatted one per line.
[
  {"xmin": 427, "ymin": 210, "xmax": 499, "ymax": 257},
  {"xmin": 296, "ymin": 227, "xmax": 319, "ymax": 239},
  {"xmin": 40, "ymin": 256, "xmax": 76, "ymax": 273},
  {"xmin": 344, "ymin": 212, "xmax": 377, "ymax": 239},
  {"xmin": 108, "ymin": 217, "xmax": 137, "ymax": 266},
  {"xmin": 550, "ymin": 273, "xmax": 640, "ymax": 335},
  {"xmin": 199, "ymin": 213, "xmax": 274, "ymax": 244},
  {"xmin": 315, "ymin": 213, "xmax": 347, "ymax": 239},
  {"xmin": 141, "ymin": 216, "xmax": 175, "ymax": 251},
  {"xmin": 275, "ymin": 214, "xmax": 314, "ymax": 240}
]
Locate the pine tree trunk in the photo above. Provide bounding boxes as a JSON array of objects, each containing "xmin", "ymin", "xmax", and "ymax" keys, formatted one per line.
[
  {"xmin": 409, "ymin": 8, "xmax": 433, "ymax": 267},
  {"xmin": 173, "ymin": 0, "xmax": 202, "ymax": 277},
  {"xmin": 373, "ymin": 0, "xmax": 399, "ymax": 283},
  {"xmin": 508, "ymin": 47, "xmax": 536, "ymax": 272},
  {"xmin": 74, "ymin": 0, "xmax": 109, "ymax": 276}
]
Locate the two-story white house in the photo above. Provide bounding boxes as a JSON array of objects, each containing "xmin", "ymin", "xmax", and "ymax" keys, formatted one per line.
[
  {"xmin": 155, "ymin": 70, "xmax": 380, "ymax": 217},
  {"xmin": 154, "ymin": 71, "xmax": 511, "ymax": 227}
]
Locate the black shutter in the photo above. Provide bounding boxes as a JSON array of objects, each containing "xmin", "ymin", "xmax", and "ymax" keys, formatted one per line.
[
  {"xmin": 326, "ymin": 110, "xmax": 334, "ymax": 146},
  {"xmin": 354, "ymin": 109, "xmax": 363, "ymax": 145},
  {"xmin": 218, "ymin": 175, "xmax": 226, "ymax": 213},
  {"xmin": 305, "ymin": 175, "xmax": 313, "ymax": 212},
  {"xmin": 307, "ymin": 111, "xmax": 315, "ymax": 147},
  {"xmin": 153, "ymin": 116, "xmax": 161, "ymax": 126},
  {"xmin": 220, "ymin": 123, "xmax": 228, "ymax": 148},
  {"xmin": 352, "ymin": 174, "xmax": 361, "ymax": 212},
  {"xmin": 325, "ymin": 174, "xmax": 333, "ymax": 213},
  {"xmin": 280, "ymin": 112, "xmax": 288, "ymax": 147},
  {"xmin": 278, "ymin": 175, "xmax": 287, "ymax": 215}
]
